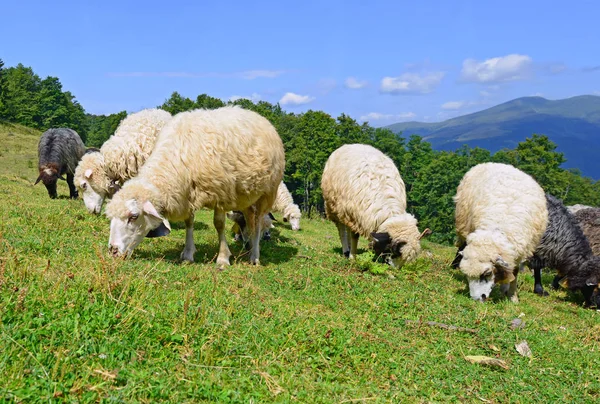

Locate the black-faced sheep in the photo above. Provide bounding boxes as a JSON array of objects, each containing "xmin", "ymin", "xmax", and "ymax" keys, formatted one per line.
[
  {"xmin": 452, "ymin": 162, "xmax": 548, "ymax": 303},
  {"xmin": 104, "ymin": 106, "xmax": 285, "ymax": 268},
  {"xmin": 36, "ymin": 128, "xmax": 86, "ymax": 199},
  {"xmin": 529, "ymin": 194, "xmax": 600, "ymax": 307},
  {"xmin": 74, "ymin": 108, "xmax": 172, "ymax": 214},
  {"xmin": 321, "ymin": 143, "xmax": 424, "ymax": 268},
  {"xmin": 572, "ymin": 207, "xmax": 600, "ymax": 256}
]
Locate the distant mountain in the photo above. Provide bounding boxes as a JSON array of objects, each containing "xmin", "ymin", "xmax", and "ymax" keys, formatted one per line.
[{"xmin": 384, "ymin": 95, "xmax": 600, "ymax": 179}]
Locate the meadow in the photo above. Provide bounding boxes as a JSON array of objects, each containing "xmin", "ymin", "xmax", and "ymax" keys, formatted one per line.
[{"xmin": 1, "ymin": 122, "xmax": 599, "ymax": 403}]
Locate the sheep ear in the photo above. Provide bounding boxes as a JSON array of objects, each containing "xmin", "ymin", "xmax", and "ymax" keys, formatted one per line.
[
  {"xmin": 370, "ymin": 232, "xmax": 391, "ymax": 255},
  {"xmin": 268, "ymin": 212, "xmax": 277, "ymax": 221},
  {"xmin": 84, "ymin": 169, "xmax": 93, "ymax": 179},
  {"xmin": 34, "ymin": 174, "xmax": 43, "ymax": 185},
  {"xmin": 418, "ymin": 228, "xmax": 432, "ymax": 240},
  {"xmin": 495, "ymin": 256, "xmax": 510, "ymax": 269},
  {"xmin": 142, "ymin": 200, "xmax": 171, "ymax": 233},
  {"xmin": 586, "ymin": 274, "xmax": 599, "ymax": 287}
]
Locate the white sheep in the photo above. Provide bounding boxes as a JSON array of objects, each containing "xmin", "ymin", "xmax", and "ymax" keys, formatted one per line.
[
  {"xmin": 452, "ymin": 162, "xmax": 548, "ymax": 303},
  {"xmin": 272, "ymin": 181, "xmax": 302, "ymax": 230},
  {"xmin": 104, "ymin": 106, "xmax": 285, "ymax": 268},
  {"xmin": 74, "ymin": 108, "xmax": 172, "ymax": 214},
  {"xmin": 321, "ymin": 143, "xmax": 423, "ymax": 268}
]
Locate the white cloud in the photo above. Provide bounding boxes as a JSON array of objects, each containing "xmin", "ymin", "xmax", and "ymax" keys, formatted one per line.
[
  {"xmin": 106, "ymin": 69, "xmax": 287, "ymax": 80},
  {"xmin": 345, "ymin": 77, "xmax": 368, "ymax": 89},
  {"xmin": 359, "ymin": 112, "xmax": 416, "ymax": 122},
  {"xmin": 441, "ymin": 101, "xmax": 467, "ymax": 110},
  {"xmin": 380, "ymin": 72, "xmax": 445, "ymax": 94},
  {"xmin": 229, "ymin": 93, "xmax": 261, "ymax": 103},
  {"xmin": 461, "ymin": 54, "xmax": 533, "ymax": 83},
  {"xmin": 279, "ymin": 92, "xmax": 315, "ymax": 106}
]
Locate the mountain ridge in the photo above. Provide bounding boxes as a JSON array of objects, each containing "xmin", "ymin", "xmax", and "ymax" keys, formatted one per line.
[{"xmin": 384, "ymin": 95, "xmax": 600, "ymax": 178}]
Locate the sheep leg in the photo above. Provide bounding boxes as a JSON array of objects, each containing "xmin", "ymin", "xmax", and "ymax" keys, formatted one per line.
[
  {"xmin": 67, "ymin": 173, "xmax": 78, "ymax": 199},
  {"xmin": 180, "ymin": 213, "xmax": 196, "ymax": 263},
  {"xmin": 500, "ymin": 266, "xmax": 520, "ymax": 303},
  {"xmin": 242, "ymin": 205, "xmax": 262, "ymax": 265},
  {"xmin": 214, "ymin": 209, "xmax": 232, "ymax": 269},
  {"xmin": 349, "ymin": 231, "xmax": 360, "ymax": 260},
  {"xmin": 335, "ymin": 222, "xmax": 350, "ymax": 258}
]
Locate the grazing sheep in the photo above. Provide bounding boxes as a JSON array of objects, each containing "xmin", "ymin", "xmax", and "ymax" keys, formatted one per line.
[
  {"xmin": 104, "ymin": 106, "xmax": 285, "ymax": 267},
  {"xmin": 227, "ymin": 211, "xmax": 275, "ymax": 242},
  {"xmin": 452, "ymin": 162, "xmax": 548, "ymax": 303},
  {"xmin": 227, "ymin": 181, "xmax": 301, "ymax": 240},
  {"xmin": 36, "ymin": 128, "xmax": 86, "ymax": 199},
  {"xmin": 272, "ymin": 182, "xmax": 302, "ymax": 230},
  {"xmin": 321, "ymin": 143, "xmax": 424, "ymax": 268},
  {"xmin": 529, "ymin": 195, "xmax": 600, "ymax": 307},
  {"xmin": 573, "ymin": 207, "xmax": 600, "ymax": 255},
  {"xmin": 74, "ymin": 108, "xmax": 172, "ymax": 214}
]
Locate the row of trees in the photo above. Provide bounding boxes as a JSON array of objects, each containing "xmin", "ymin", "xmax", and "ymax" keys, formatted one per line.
[
  {"xmin": 1, "ymin": 59, "xmax": 599, "ymax": 243},
  {"xmin": 0, "ymin": 60, "xmax": 88, "ymax": 140}
]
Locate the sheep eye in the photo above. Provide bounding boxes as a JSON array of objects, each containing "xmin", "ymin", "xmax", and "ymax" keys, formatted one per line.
[
  {"xmin": 81, "ymin": 183, "xmax": 87, "ymax": 190},
  {"xmin": 128, "ymin": 214, "xmax": 139, "ymax": 224},
  {"xmin": 480, "ymin": 269, "xmax": 493, "ymax": 281}
]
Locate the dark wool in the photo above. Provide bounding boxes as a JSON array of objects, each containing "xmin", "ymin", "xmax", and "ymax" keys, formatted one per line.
[
  {"xmin": 573, "ymin": 207, "xmax": 600, "ymax": 256},
  {"xmin": 37, "ymin": 128, "xmax": 86, "ymax": 199},
  {"xmin": 530, "ymin": 194, "xmax": 600, "ymax": 307}
]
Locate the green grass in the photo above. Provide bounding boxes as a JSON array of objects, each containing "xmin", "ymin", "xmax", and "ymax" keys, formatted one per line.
[{"xmin": 1, "ymin": 123, "xmax": 599, "ymax": 403}]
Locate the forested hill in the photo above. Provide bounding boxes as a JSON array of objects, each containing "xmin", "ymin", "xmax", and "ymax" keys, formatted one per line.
[
  {"xmin": 1, "ymin": 59, "xmax": 599, "ymax": 244},
  {"xmin": 384, "ymin": 95, "xmax": 600, "ymax": 178}
]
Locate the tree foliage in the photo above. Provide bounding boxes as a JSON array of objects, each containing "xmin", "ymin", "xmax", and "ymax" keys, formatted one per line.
[{"xmin": 1, "ymin": 60, "xmax": 598, "ymax": 244}]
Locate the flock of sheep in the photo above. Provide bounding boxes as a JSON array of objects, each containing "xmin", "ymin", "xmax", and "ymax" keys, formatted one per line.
[{"xmin": 34, "ymin": 106, "xmax": 600, "ymax": 308}]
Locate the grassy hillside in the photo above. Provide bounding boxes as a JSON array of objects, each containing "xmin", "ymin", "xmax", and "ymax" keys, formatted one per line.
[
  {"xmin": 1, "ymin": 126, "xmax": 599, "ymax": 402},
  {"xmin": 0, "ymin": 121, "xmax": 42, "ymax": 181},
  {"xmin": 384, "ymin": 96, "xmax": 600, "ymax": 178}
]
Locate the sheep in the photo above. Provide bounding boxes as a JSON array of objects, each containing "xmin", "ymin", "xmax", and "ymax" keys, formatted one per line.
[
  {"xmin": 272, "ymin": 182, "xmax": 302, "ymax": 230},
  {"xmin": 452, "ymin": 162, "xmax": 548, "ymax": 303},
  {"xmin": 227, "ymin": 181, "xmax": 301, "ymax": 240},
  {"xmin": 35, "ymin": 128, "xmax": 86, "ymax": 199},
  {"xmin": 529, "ymin": 195, "xmax": 600, "ymax": 307},
  {"xmin": 104, "ymin": 106, "xmax": 285, "ymax": 268},
  {"xmin": 227, "ymin": 211, "xmax": 275, "ymax": 242},
  {"xmin": 74, "ymin": 108, "xmax": 172, "ymax": 214},
  {"xmin": 321, "ymin": 143, "xmax": 424, "ymax": 268},
  {"xmin": 573, "ymin": 207, "xmax": 600, "ymax": 255}
]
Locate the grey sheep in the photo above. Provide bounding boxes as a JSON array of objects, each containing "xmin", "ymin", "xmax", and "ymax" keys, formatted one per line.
[
  {"xmin": 573, "ymin": 207, "xmax": 600, "ymax": 256},
  {"xmin": 529, "ymin": 194, "xmax": 600, "ymax": 307},
  {"xmin": 36, "ymin": 128, "xmax": 86, "ymax": 199}
]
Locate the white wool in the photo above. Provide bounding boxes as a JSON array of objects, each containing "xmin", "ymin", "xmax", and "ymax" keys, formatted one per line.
[
  {"xmin": 272, "ymin": 182, "xmax": 301, "ymax": 230},
  {"xmin": 105, "ymin": 106, "xmax": 285, "ymax": 266},
  {"xmin": 321, "ymin": 143, "xmax": 422, "ymax": 266},
  {"xmin": 74, "ymin": 108, "xmax": 172, "ymax": 213},
  {"xmin": 454, "ymin": 162, "xmax": 548, "ymax": 301}
]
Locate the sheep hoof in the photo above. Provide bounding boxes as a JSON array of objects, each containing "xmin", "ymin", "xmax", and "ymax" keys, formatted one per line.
[
  {"xmin": 509, "ymin": 294, "xmax": 519, "ymax": 303},
  {"xmin": 180, "ymin": 250, "xmax": 196, "ymax": 263},
  {"xmin": 216, "ymin": 257, "xmax": 230, "ymax": 269},
  {"xmin": 534, "ymin": 285, "xmax": 548, "ymax": 296}
]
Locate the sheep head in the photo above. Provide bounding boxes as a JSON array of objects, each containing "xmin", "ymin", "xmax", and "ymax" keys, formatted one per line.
[
  {"xmin": 106, "ymin": 198, "xmax": 171, "ymax": 258},
  {"xmin": 35, "ymin": 164, "xmax": 65, "ymax": 199},
  {"xmin": 459, "ymin": 231, "xmax": 516, "ymax": 302}
]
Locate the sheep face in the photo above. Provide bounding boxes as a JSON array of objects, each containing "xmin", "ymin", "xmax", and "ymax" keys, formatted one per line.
[
  {"xmin": 460, "ymin": 246, "xmax": 514, "ymax": 302},
  {"xmin": 287, "ymin": 214, "xmax": 301, "ymax": 231},
  {"xmin": 108, "ymin": 199, "xmax": 171, "ymax": 257},
  {"xmin": 35, "ymin": 166, "xmax": 65, "ymax": 199},
  {"xmin": 370, "ymin": 232, "xmax": 411, "ymax": 268}
]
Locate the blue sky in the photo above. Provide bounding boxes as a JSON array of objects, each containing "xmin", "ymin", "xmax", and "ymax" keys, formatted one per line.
[{"xmin": 2, "ymin": 0, "xmax": 599, "ymax": 125}]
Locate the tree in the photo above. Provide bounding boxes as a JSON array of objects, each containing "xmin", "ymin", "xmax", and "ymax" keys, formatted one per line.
[
  {"xmin": 195, "ymin": 93, "xmax": 225, "ymax": 110},
  {"xmin": 2, "ymin": 64, "xmax": 42, "ymax": 127},
  {"xmin": 0, "ymin": 58, "xmax": 6, "ymax": 119},
  {"xmin": 159, "ymin": 92, "xmax": 195, "ymax": 114}
]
